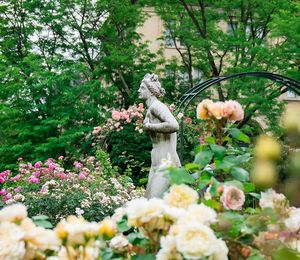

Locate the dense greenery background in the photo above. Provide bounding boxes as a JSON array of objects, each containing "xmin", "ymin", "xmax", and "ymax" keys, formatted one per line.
[{"xmin": 0, "ymin": 0, "xmax": 299, "ymax": 171}]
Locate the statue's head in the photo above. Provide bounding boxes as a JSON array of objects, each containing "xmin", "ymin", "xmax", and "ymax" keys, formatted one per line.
[{"xmin": 138, "ymin": 73, "xmax": 165, "ymax": 100}]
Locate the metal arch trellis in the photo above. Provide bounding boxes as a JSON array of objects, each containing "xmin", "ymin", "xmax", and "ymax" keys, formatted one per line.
[{"xmin": 176, "ymin": 71, "xmax": 300, "ymax": 163}]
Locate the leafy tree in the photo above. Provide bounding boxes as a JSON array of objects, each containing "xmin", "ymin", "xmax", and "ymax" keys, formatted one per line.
[
  {"xmin": 0, "ymin": 0, "xmax": 158, "ymax": 170},
  {"xmin": 148, "ymin": 0, "xmax": 298, "ymax": 132}
]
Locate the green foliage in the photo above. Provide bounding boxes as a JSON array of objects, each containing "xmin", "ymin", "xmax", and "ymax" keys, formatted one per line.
[
  {"xmin": 0, "ymin": 0, "xmax": 159, "ymax": 170},
  {"xmin": 107, "ymin": 124, "xmax": 152, "ymax": 186}
]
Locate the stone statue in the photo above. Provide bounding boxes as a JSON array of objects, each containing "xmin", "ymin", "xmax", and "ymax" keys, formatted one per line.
[{"xmin": 138, "ymin": 73, "xmax": 181, "ymax": 198}]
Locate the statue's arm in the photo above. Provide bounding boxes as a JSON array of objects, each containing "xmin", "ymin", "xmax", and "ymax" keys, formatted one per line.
[{"xmin": 145, "ymin": 103, "xmax": 179, "ymax": 133}]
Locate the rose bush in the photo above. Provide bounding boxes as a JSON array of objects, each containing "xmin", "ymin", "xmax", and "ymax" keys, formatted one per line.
[{"xmin": 0, "ymin": 154, "xmax": 144, "ymax": 224}]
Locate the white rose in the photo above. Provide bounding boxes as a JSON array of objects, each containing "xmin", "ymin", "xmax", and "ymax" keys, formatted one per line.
[
  {"xmin": 284, "ymin": 207, "xmax": 300, "ymax": 232},
  {"xmin": 0, "ymin": 203, "xmax": 27, "ymax": 223},
  {"xmin": 175, "ymin": 222, "xmax": 218, "ymax": 259},
  {"xmin": 0, "ymin": 222, "xmax": 26, "ymax": 259},
  {"xmin": 259, "ymin": 189, "xmax": 286, "ymax": 209}
]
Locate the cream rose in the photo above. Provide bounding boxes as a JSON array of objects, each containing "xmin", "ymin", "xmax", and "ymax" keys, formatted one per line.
[
  {"xmin": 209, "ymin": 239, "xmax": 229, "ymax": 260},
  {"xmin": 109, "ymin": 234, "xmax": 130, "ymax": 253},
  {"xmin": 0, "ymin": 222, "xmax": 26, "ymax": 259},
  {"xmin": 177, "ymin": 204, "xmax": 217, "ymax": 226},
  {"xmin": 157, "ymin": 235, "xmax": 182, "ymax": 260},
  {"xmin": 0, "ymin": 203, "xmax": 27, "ymax": 223},
  {"xmin": 196, "ymin": 99, "xmax": 213, "ymax": 120},
  {"xmin": 163, "ymin": 184, "xmax": 198, "ymax": 209},
  {"xmin": 21, "ymin": 218, "xmax": 59, "ymax": 250},
  {"xmin": 220, "ymin": 185, "xmax": 245, "ymax": 210},
  {"xmin": 125, "ymin": 198, "xmax": 165, "ymax": 227},
  {"xmin": 284, "ymin": 207, "xmax": 300, "ymax": 232},
  {"xmin": 259, "ymin": 189, "xmax": 286, "ymax": 209},
  {"xmin": 175, "ymin": 222, "xmax": 218, "ymax": 259}
]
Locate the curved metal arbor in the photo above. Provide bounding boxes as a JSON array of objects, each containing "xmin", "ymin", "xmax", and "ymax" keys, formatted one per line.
[{"xmin": 176, "ymin": 72, "xmax": 300, "ymax": 162}]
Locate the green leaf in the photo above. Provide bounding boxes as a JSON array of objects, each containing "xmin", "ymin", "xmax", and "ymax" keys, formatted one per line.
[
  {"xmin": 204, "ymin": 199, "xmax": 221, "ymax": 210},
  {"xmin": 33, "ymin": 219, "xmax": 53, "ymax": 229},
  {"xmin": 210, "ymin": 144, "xmax": 226, "ymax": 159},
  {"xmin": 117, "ymin": 216, "xmax": 131, "ymax": 232},
  {"xmin": 273, "ymin": 247, "xmax": 300, "ymax": 260},
  {"xmin": 127, "ymin": 232, "xmax": 148, "ymax": 246},
  {"xmin": 215, "ymin": 159, "xmax": 234, "ymax": 172},
  {"xmin": 231, "ymin": 167, "xmax": 249, "ymax": 182},
  {"xmin": 132, "ymin": 254, "xmax": 155, "ymax": 260},
  {"xmin": 185, "ymin": 163, "xmax": 200, "ymax": 171},
  {"xmin": 243, "ymin": 182, "xmax": 255, "ymax": 192},
  {"xmin": 194, "ymin": 150, "xmax": 213, "ymax": 168},
  {"xmin": 228, "ymin": 128, "xmax": 250, "ymax": 143},
  {"xmin": 169, "ymin": 167, "xmax": 195, "ymax": 185},
  {"xmin": 204, "ymin": 136, "xmax": 216, "ymax": 144}
]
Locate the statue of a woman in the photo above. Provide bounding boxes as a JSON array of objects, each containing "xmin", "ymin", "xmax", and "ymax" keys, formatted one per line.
[{"xmin": 138, "ymin": 73, "xmax": 181, "ymax": 198}]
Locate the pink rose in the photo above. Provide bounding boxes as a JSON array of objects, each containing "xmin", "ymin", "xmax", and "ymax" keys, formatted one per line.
[
  {"xmin": 58, "ymin": 155, "xmax": 64, "ymax": 160},
  {"xmin": 224, "ymin": 100, "xmax": 244, "ymax": 121},
  {"xmin": 184, "ymin": 117, "xmax": 193, "ymax": 124},
  {"xmin": 3, "ymin": 193, "xmax": 12, "ymax": 202},
  {"xmin": 112, "ymin": 110, "xmax": 121, "ymax": 120},
  {"xmin": 32, "ymin": 171, "xmax": 40, "ymax": 177},
  {"xmin": 29, "ymin": 175, "xmax": 40, "ymax": 184},
  {"xmin": 74, "ymin": 161, "xmax": 83, "ymax": 169},
  {"xmin": 0, "ymin": 189, "xmax": 6, "ymax": 196},
  {"xmin": 208, "ymin": 101, "xmax": 226, "ymax": 120},
  {"xmin": 138, "ymin": 103, "xmax": 144, "ymax": 112},
  {"xmin": 114, "ymin": 122, "xmax": 121, "ymax": 128},
  {"xmin": 14, "ymin": 186, "xmax": 22, "ymax": 193},
  {"xmin": 10, "ymin": 174, "xmax": 22, "ymax": 182},
  {"xmin": 220, "ymin": 185, "xmax": 245, "ymax": 210},
  {"xmin": 34, "ymin": 161, "xmax": 42, "ymax": 168},
  {"xmin": 17, "ymin": 157, "xmax": 23, "ymax": 161},
  {"xmin": 79, "ymin": 173, "xmax": 86, "ymax": 180}
]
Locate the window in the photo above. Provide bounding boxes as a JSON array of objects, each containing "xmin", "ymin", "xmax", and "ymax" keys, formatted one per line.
[
  {"xmin": 227, "ymin": 21, "xmax": 238, "ymax": 35},
  {"xmin": 287, "ymin": 90, "xmax": 297, "ymax": 98}
]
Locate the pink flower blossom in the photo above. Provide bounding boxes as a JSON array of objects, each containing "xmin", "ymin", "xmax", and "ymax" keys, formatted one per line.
[
  {"xmin": 196, "ymin": 99, "xmax": 214, "ymax": 120},
  {"xmin": 74, "ymin": 161, "xmax": 83, "ymax": 169},
  {"xmin": 10, "ymin": 174, "xmax": 22, "ymax": 182},
  {"xmin": 79, "ymin": 173, "xmax": 86, "ymax": 180},
  {"xmin": 112, "ymin": 110, "xmax": 121, "ymax": 120},
  {"xmin": 34, "ymin": 161, "xmax": 42, "ymax": 168},
  {"xmin": 59, "ymin": 173, "xmax": 66, "ymax": 180},
  {"xmin": 32, "ymin": 171, "xmax": 40, "ymax": 178},
  {"xmin": 29, "ymin": 175, "xmax": 40, "ymax": 184},
  {"xmin": 14, "ymin": 186, "xmax": 22, "ymax": 193},
  {"xmin": 184, "ymin": 117, "xmax": 193, "ymax": 124},
  {"xmin": 114, "ymin": 122, "xmax": 121, "ymax": 128},
  {"xmin": 58, "ymin": 155, "xmax": 64, "ymax": 160},
  {"xmin": 0, "ymin": 189, "xmax": 6, "ymax": 196},
  {"xmin": 17, "ymin": 157, "xmax": 23, "ymax": 161},
  {"xmin": 138, "ymin": 103, "xmax": 144, "ymax": 112},
  {"xmin": 92, "ymin": 126, "xmax": 102, "ymax": 135},
  {"xmin": 3, "ymin": 193, "xmax": 12, "ymax": 202},
  {"xmin": 220, "ymin": 185, "xmax": 245, "ymax": 210},
  {"xmin": 224, "ymin": 100, "xmax": 244, "ymax": 121}
]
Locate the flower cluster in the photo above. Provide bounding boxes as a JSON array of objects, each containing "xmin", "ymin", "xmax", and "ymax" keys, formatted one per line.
[
  {"xmin": 0, "ymin": 203, "xmax": 117, "ymax": 259},
  {"xmin": 119, "ymin": 184, "xmax": 228, "ymax": 259},
  {"xmin": 196, "ymin": 99, "xmax": 244, "ymax": 121},
  {"xmin": 92, "ymin": 103, "xmax": 145, "ymax": 143},
  {"xmin": 0, "ymin": 157, "xmax": 145, "ymax": 224}
]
